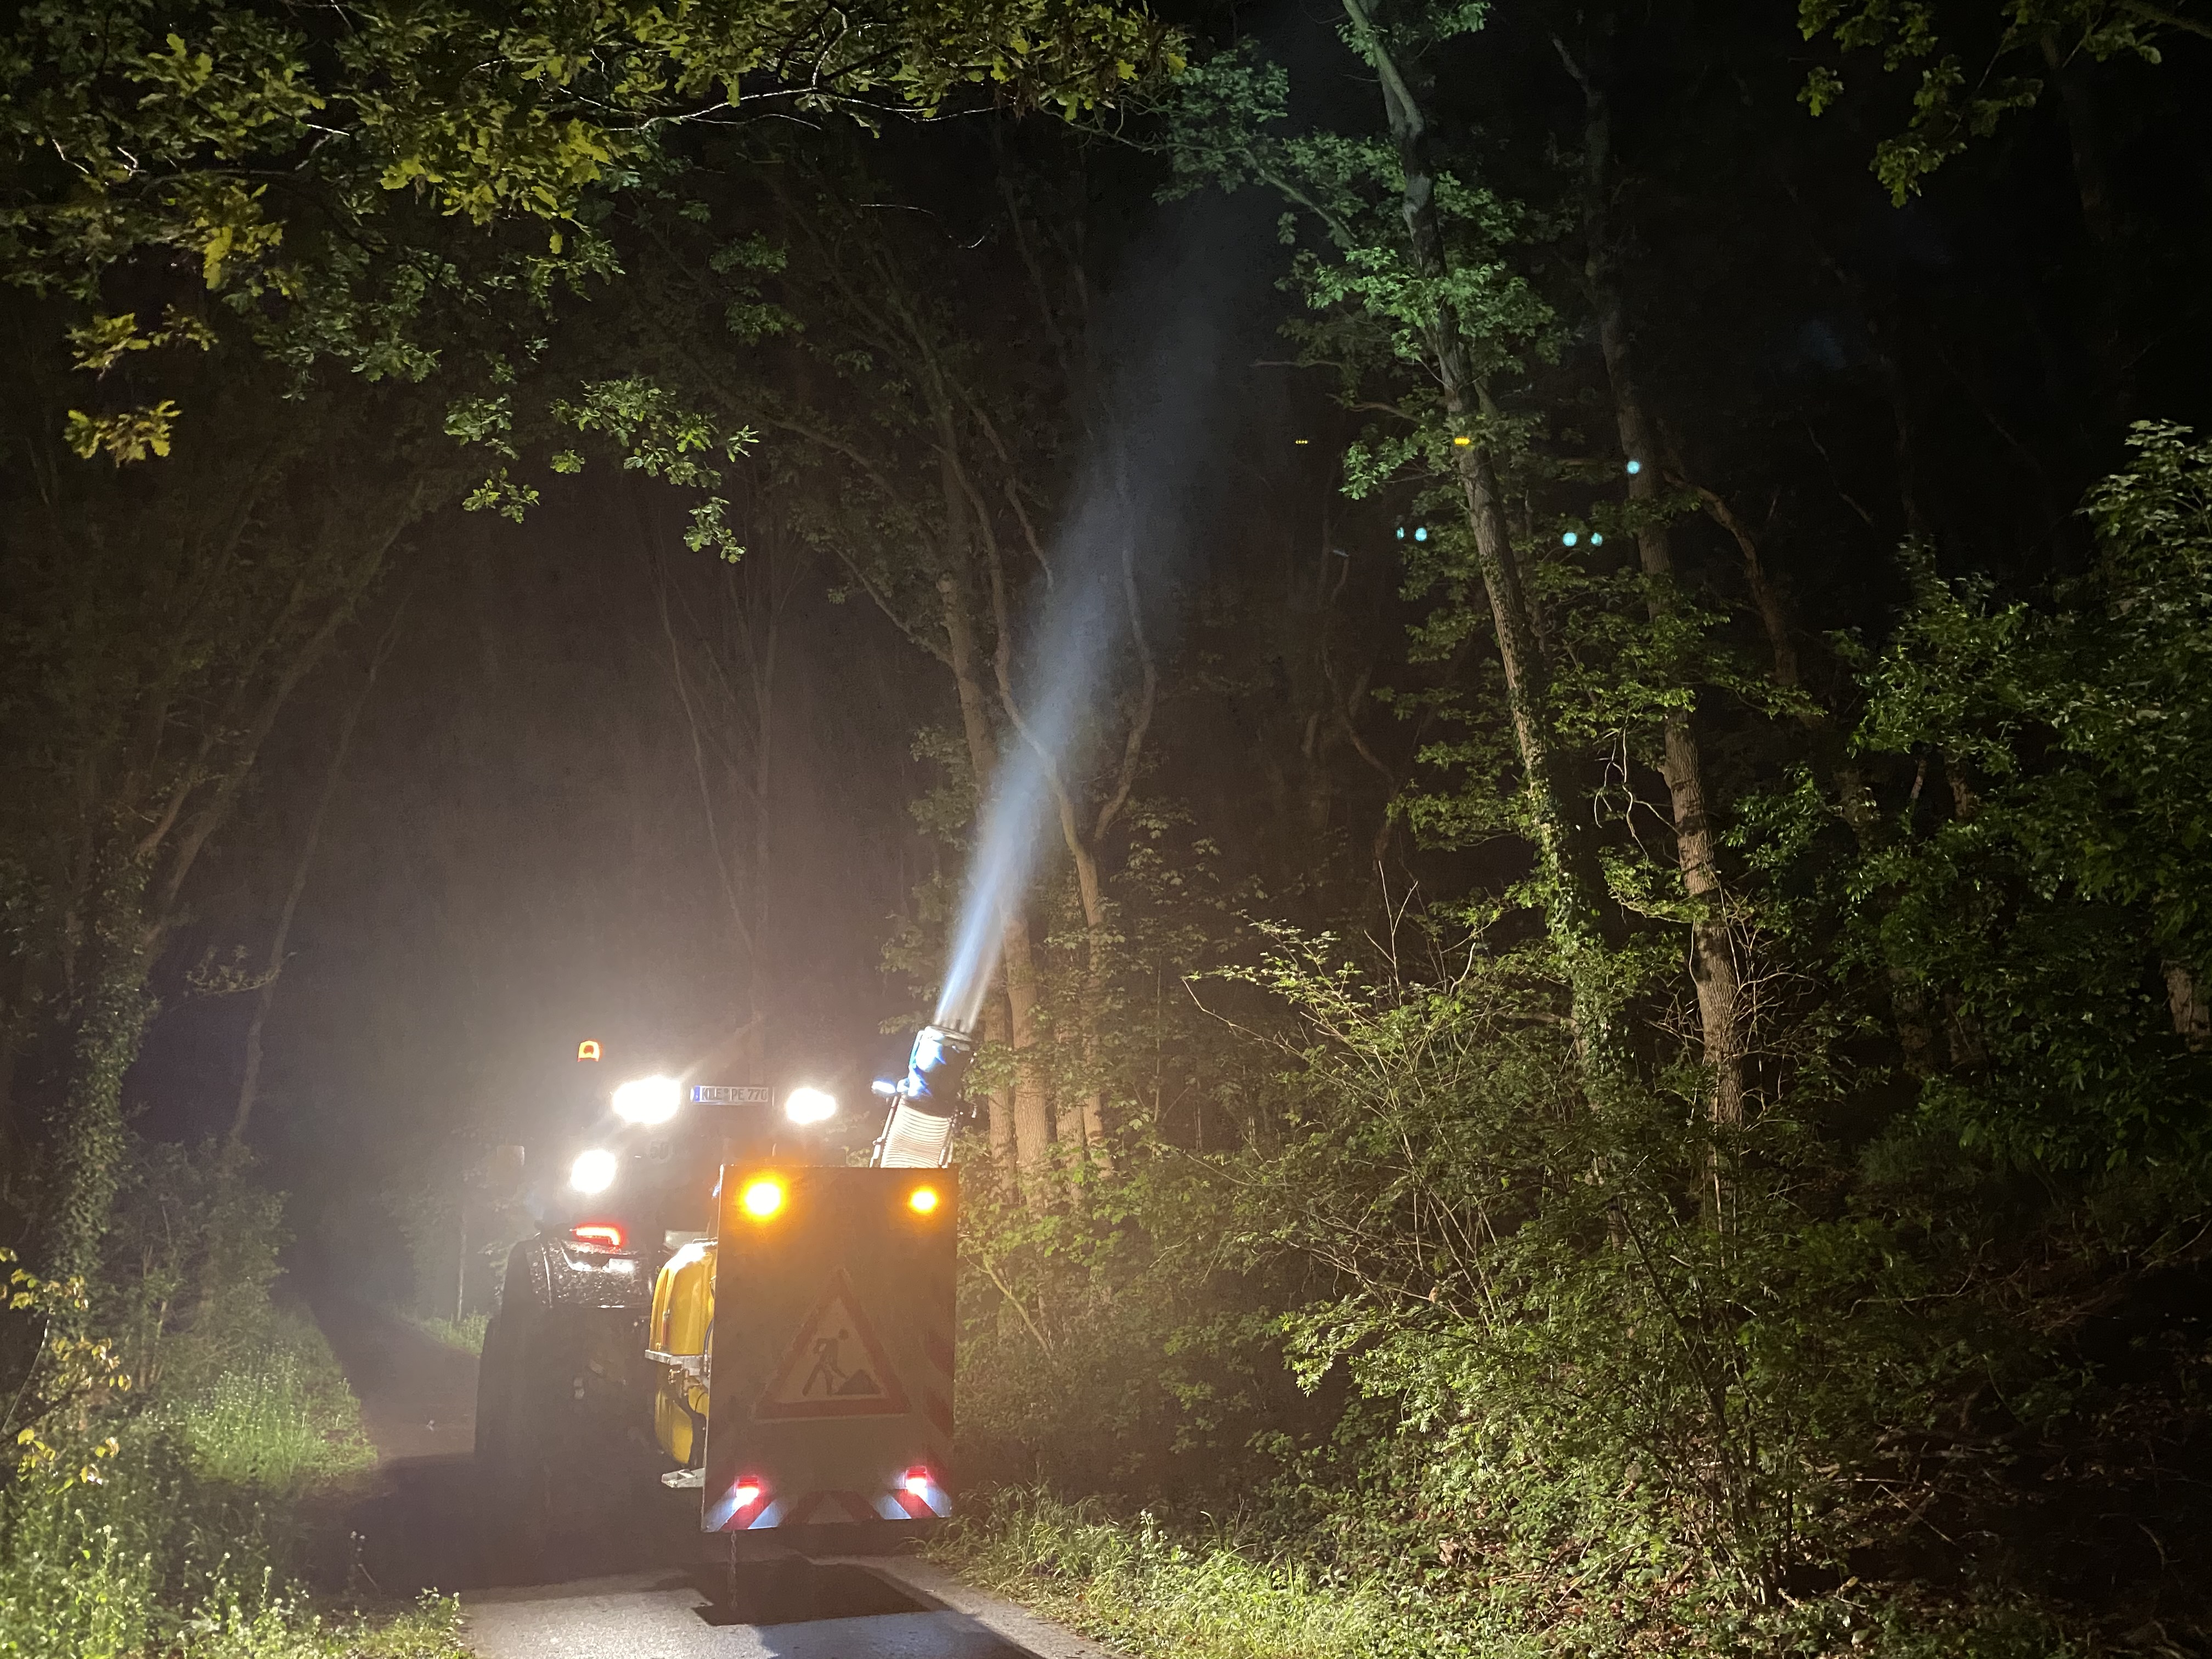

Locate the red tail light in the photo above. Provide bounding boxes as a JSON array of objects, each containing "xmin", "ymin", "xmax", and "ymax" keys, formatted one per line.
[
  {"xmin": 570, "ymin": 1222, "xmax": 626, "ymax": 1250},
  {"xmin": 903, "ymin": 1468, "xmax": 933, "ymax": 1497}
]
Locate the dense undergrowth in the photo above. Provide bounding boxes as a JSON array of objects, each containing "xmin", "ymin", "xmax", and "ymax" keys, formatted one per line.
[
  {"xmin": 0, "ymin": 1142, "xmax": 462, "ymax": 1659},
  {"xmin": 932, "ymin": 1490, "xmax": 2093, "ymax": 1659},
  {"xmin": 939, "ymin": 431, "xmax": 2212, "ymax": 1659}
]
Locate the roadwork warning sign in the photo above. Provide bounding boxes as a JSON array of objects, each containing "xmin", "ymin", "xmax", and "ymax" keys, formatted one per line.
[{"xmin": 754, "ymin": 1268, "xmax": 910, "ymax": 1419}]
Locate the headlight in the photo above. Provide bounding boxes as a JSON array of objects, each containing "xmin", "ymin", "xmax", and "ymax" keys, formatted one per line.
[
  {"xmin": 569, "ymin": 1148, "xmax": 619, "ymax": 1193},
  {"xmin": 783, "ymin": 1086, "xmax": 837, "ymax": 1125},
  {"xmin": 612, "ymin": 1075, "xmax": 681, "ymax": 1125}
]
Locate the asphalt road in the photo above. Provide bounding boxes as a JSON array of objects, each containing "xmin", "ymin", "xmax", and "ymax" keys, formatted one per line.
[
  {"xmin": 310, "ymin": 1291, "xmax": 1105, "ymax": 1659},
  {"xmin": 313, "ymin": 1291, "xmax": 478, "ymax": 1463},
  {"xmin": 462, "ymin": 1561, "xmax": 1046, "ymax": 1659}
]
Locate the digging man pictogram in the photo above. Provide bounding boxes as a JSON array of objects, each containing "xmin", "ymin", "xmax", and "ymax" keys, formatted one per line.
[{"xmin": 803, "ymin": 1324, "xmax": 885, "ymax": 1399}]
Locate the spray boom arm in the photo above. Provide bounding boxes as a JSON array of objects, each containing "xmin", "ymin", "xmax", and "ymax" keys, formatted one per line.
[{"xmin": 868, "ymin": 1024, "xmax": 975, "ymax": 1167}]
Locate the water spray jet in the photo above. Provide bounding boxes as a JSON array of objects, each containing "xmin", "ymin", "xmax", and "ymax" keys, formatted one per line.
[
  {"xmin": 865, "ymin": 197, "xmax": 1245, "ymax": 1168},
  {"xmin": 868, "ymin": 521, "xmax": 1141, "ymax": 1167}
]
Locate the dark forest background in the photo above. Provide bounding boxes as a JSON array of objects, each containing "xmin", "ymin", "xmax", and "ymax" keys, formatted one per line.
[{"xmin": 4, "ymin": 0, "xmax": 2212, "ymax": 1651}]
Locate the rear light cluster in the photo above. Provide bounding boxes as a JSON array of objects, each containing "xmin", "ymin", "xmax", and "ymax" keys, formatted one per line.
[
  {"xmin": 730, "ymin": 1177, "xmax": 947, "ymax": 1223},
  {"xmin": 569, "ymin": 1222, "xmax": 627, "ymax": 1251}
]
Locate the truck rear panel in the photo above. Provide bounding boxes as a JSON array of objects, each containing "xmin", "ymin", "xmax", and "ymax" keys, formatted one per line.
[{"xmin": 700, "ymin": 1165, "xmax": 957, "ymax": 1533}]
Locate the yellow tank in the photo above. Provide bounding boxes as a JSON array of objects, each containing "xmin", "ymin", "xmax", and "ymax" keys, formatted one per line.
[{"xmin": 648, "ymin": 1238, "xmax": 715, "ymax": 1464}]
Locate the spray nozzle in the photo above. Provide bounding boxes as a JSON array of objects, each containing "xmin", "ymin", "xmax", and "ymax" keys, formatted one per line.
[
  {"xmin": 867, "ymin": 1024, "xmax": 978, "ymax": 1170},
  {"xmin": 885, "ymin": 1024, "xmax": 975, "ymax": 1116}
]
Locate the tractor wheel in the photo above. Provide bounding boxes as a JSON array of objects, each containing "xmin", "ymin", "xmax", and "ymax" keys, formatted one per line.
[
  {"xmin": 476, "ymin": 1304, "xmax": 580, "ymax": 1577},
  {"xmin": 472, "ymin": 1310, "xmax": 519, "ymax": 1469}
]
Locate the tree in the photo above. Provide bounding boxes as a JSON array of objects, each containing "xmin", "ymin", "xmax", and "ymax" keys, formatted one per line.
[
  {"xmin": 0, "ymin": 349, "xmax": 461, "ymax": 1281},
  {"xmin": 1797, "ymin": 0, "xmax": 2208, "ymax": 203},
  {"xmin": 1555, "ymin": 31, "xmax": 1745, "ymax": 1136},
  {"xmin": 1, "ymin": 0, "xmax": 1180, "ymax": 455},
  {"xmin": 1161, "ymin": 22, "xmax": 1626, "ymax": 1087},
  {"xmin": 228, "ymin": 600, "xmax": 411, "ymax": 1149},
  {"xmin": 1845, "ymin": 422, "xmax": 2212, "ymax": 1165}
]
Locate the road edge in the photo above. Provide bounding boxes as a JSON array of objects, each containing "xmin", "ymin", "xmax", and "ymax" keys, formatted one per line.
[{"xmin": 822, "ymin": 1553, "xmax": 1134, "ymax": 1659}]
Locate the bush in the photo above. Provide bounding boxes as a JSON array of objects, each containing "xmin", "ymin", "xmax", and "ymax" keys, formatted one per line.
[
  {"xmin": 0, "ymin": 1484, "xmax": 154, "ymax": 1659},
  {"xmin": 934, "ymin": 1488, "xmax": 2097, "ymax": 1659},
  {"xmin": 1, "ymin": 1146, "xmax": 422, "ymax": 1659},
  {"xmin": 0, "ymin": 1480, "xmax": 469, "ymax": 1659},
  {"xmin": 0, "ymin": 1426, "xmax": 277, "ymax": 1657},
  {"xmin": 947, "ymin": 910, "xmax": 2207, "ymax": 1653}
]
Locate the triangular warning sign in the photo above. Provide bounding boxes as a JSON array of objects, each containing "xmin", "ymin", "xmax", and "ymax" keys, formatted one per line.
[{"xmin": 753, "ymin": 1267, "xmax": 912, "ymax": 1420}]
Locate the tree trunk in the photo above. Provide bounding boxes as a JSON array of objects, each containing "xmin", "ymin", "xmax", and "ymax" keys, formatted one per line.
[
  {"xmin": 2038, "ymin": 30, "xmax": 2131, "ymax": 421},
  {"xmin": 752, "ymin": 562, "xmax": 777, "ymax": 1047},
  {"xmin": 999, "ymin": 910, "xmax": 1052, "ymax": 1195},
  {"xmin": 1036, "ymin": 646, "xmax": 1127, "ymax": 1177},
  {"xmin": 1571, "ymin": 55, "xmax": 1745, "ymax": 1130},
  {"xmin": 1058, "ymin": 834, "xmax": 1115, "ymax": 1179},
  {"xmin": 1688, "ymin": 481, "xmax": 1801, "ymax": 695},
  {"xmin": 145, "ymin": 495, "xmax": 420, "ymax": 944},
  {"xmin": 658, "ymin": 557, "xmax": 757, "ymax": 966},
  {"xmin": 1683, "ymin": 470, "xmax": 1944, "ymax": 1079},
  {"xmin": 2164, "ymin": 960, "xmax": 2210, "ymax": 1052},
  {"xmin": 45, "ymin": 857, "xmax": 153, "ymax": 1290},
  {"xmin": 232, "ymin": 605, "xmax": 404, "ymax": 1147},
  {"xmin": 1343, "ymin": 0, "xmax": 1622, "ymax": 1088},
  {"xmin": 980, "ymin": 987, "xmax": 1018, "ymax": 1167}
]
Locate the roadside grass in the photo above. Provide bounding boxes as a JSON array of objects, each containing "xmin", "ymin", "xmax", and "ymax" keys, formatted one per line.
[
  {"xmin": 174, "ymin": 1354, "xmax": 376, "ymax": 1491},
  {"xmin": 174, "ymin": 1590, "xmax": 471, "ymax": 1658},
  {"xmin": 0, "ymin": 1411, "xmax": 447, "ymax": 1659},
  {"xmin": 0, "ymin": 1510, "xmax": 471, "ymax": 1659},
  {"xmin": 0, "ymin": 1523, "xmax": 471, "ymax": 1659},
  {"xmin": 3, "ymin": 1149, "xmax": 464, "ymax": 1657},
  {"xmin": 404, "ymin": 1313, "xmax": 488, "ymax": 1356},
  {"xmin": 926, "ymin": 1489, "xmax": 1454, "ymax": 1659},
  {"xmin": 2, "ymin": 1299, "xmax": 427, "ymax": 1657}
]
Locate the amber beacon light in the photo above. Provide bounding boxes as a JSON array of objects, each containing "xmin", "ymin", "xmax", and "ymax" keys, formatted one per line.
[
  {"xmin": 907, "ymin": 1185, "xmax": 941, "ymax": 1215},
  {"xmin": 741, "ymin": 1177, "xmax": 787, "ymax": 1220}
]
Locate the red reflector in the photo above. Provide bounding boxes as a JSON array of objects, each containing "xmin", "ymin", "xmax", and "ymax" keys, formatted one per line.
[
  {"xmin": 570, "ymin": 1222, "xmax": 625, "ymax": 1250},
  {"xmin": 903, "ymin": 1468, "xmax": 931, "ymax": 1497}
]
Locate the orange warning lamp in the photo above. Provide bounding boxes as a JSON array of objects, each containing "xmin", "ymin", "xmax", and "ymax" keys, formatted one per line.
[
  {"xmin": 907, "ymin": 1185, "xmax": 941, "ymax": 1215},
  {"xmin": 741, "ymin": 1177, "xmax": 787, "ymax": 1220},
  {"xmin": 577, "ymin": 1040, "xmax": 602, "ymax": 1061}
]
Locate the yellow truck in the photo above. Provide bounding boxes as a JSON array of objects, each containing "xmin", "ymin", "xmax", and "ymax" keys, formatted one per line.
[
  {"xmin": 647, "ymin": 1026, "xmax": 970, "ymax": 1549},
  {"xmin": 477, "ymin": 1025, "xmax": 973, "ymax": 1564}
]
